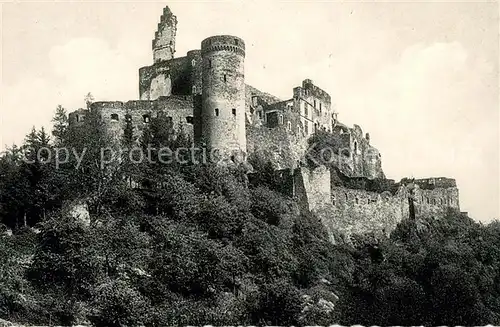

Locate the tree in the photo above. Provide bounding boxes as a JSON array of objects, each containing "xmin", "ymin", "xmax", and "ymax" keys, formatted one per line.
[{"xmin": 51, "ymin": 105, "xmax": 68, "ymax": 146}]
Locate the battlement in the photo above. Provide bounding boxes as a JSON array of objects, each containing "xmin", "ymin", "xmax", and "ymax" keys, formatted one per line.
[
  {"xmin": 401, "ymin": 177, "xmax": 457, "ymax": 190},
  {"xmin": 91, "ymin": 101, "xmax": 124, "ymax": 110},
  {"xmin": 201, "ymin": 35, "xmax": 245, "ymax": 57}
]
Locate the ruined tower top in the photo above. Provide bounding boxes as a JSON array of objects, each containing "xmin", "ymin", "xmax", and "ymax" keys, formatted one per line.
[{"xmin": 152, "ymin": 6, "xmax": 177, "ymax": 63}]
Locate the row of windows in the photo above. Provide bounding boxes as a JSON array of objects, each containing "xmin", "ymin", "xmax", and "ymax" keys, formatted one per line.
[
  {"xmin": 331, "ymin": 193, "xmax": 456, "ymax": 207},
  {"xmin": 331, "ymin": 193, "xmax": 381, "ymax": 206},
  {"xmin": 109, "ymin": 114, "xmax": 194, "ymax": 124},
  {"xmin": 303, "ymin": 99, "xmax": 324, "ymax": 116},
  {"xmin": 214, "ymin": 108, "xmax": 237, "ymax": 117},
  {"xmin": 423, "ymin": 197, "xmax": 455, "ymax": 206}
]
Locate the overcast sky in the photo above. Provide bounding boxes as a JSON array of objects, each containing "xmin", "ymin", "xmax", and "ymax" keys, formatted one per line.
[{"xmin": 0, "ymin": 1, "xmax": 498, "ymax": 222}]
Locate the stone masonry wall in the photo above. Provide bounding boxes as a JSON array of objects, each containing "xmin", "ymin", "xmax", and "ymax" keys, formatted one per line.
[
  {"xmin": 293, "ymin": 166, "xmax": 331, "ymax": 212},
  {"xmin": 246, "ymin": 124, "xmax": 308, "ymax": 169},
  {"xmin": 322, "ymin": 187, "xmax": 407, "ymax": 241},
  {"xmin": 90, "ymin": 96, "xmax": 194, "ymax": 145}
]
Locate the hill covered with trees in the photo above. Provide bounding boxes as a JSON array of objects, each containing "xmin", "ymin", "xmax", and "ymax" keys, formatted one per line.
[{"xmin": 0, "ymin": 106, "xmax": 499, "ymax": 326}]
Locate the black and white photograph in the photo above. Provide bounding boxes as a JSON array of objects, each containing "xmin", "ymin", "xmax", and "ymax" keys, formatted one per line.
[{"xmin": 0, "ymin": 1, "xmax": 498, "ymax": 326}]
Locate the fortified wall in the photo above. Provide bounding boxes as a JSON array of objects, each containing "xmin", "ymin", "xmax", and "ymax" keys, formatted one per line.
[{"xmin": 270, "ymin": 167, "xmax": 461, "ymax": 243}]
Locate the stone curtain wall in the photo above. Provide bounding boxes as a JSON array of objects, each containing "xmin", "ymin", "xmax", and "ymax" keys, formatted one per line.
[
  {"xmin": 246, "ymin": 124, "xmax": 308, "ymax": 169},
  {"xmin": 325, "ymin": 187, "xmax": 407, "ymax": 240},
  {"xmin": 90, "ymin": 96, "xmax": 194, "ymax": 145}
]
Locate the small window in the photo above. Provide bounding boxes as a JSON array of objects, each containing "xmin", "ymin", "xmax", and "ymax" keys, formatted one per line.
[
  {"xmin": 232, "ymin": 108, "xmax": 236, "ymax": 116},
  {"xmin": 191, "ymin": 59, "xmax": 196, "ymax": 67},
  {"xmin": 279, "ymin": 115, "xmax": 284, "ymax": 125},
  {"xmin": 143, "ymin": 114, "xmax": 150, "ymax": 123},
  {"xmin": 224, "ymin": 74, "xmax": 227, "ymax": 83},
  {"xmin": 215, "ymin": 108, "xmax": 219, "ymax": 116},
  {"xmin": 75, "ymin": 115, "xmax": 80, "ymax": 122},
  {"xmin": 186, "ymin": 116, "xmax": 194, "ymax": 124},
  {"xmin": 332, "ymin": 195, "xmax": 336, "ymax": 206},
  {"xmin": 234, "ymin": 39, "xmax": 239, "ymax": 45},
  {"xmin": 314, "ymin": 99, "xmax": 317, "ymax": 108},
  {"xmin": 320, "ymin": 102, "xmax": 322, "ymax": 110},
  {"xmin": 125, "ymin": 114, "xmax": 132, "ymax": 122},
  {"xmin": 304, "ymin": 104, "xmax": 308, "ymax": 116},
  {"xmin": 258, "ymin": 111, "xmax": 262, "ymax": 119},
  {"xmin": 111, "ymin": 113, "xmax": 119, "ymax": 121},
  {"xmin": 355, "ymin": 197, "xmax": 359, "ymax": 204},
  {"xmin": 354, "ymin": 141, "xmax": 358, "ymax": 152},
  {"xmin": 209, "ymin": 60, "xmax": 212, "ymax": 68},
  {"xmin": 345, "ymin": 193, "xmax": 348, "ymax": 201},
  {"xmin": 287, "ymin": 121, "xmax": 292, "ymax": 131}
]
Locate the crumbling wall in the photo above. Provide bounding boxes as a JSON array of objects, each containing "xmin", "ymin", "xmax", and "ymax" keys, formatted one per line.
[
  {"xmin": 293, "ymin": 166, "xmax": 331, "ymax": 212},
  {"xmin": 318, "ymin": 187, "xmax": 406, "ymax": 241},
  {"xmin": 399, "ymin": 182, "xmax": 460, "ymax": 219}
]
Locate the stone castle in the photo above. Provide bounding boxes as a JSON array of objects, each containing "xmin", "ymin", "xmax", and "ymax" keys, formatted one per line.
[{"xmin": 68, "ymin": 6, "xmax": 461, "ymax": 241}]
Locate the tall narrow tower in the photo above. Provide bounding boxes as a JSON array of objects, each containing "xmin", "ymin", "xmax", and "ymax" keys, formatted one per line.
[
  {"xmin": 200, "ymin": 35, "xmax": 247, "ymax": 162},
  {"xmin": 152, "ymin": 6, "xmax": 177, "ymax": 63}
]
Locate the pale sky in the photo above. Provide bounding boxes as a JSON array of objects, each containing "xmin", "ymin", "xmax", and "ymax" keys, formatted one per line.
[{"xmin": 0, "ymin": 1, "xmax": 498, "ymax": 222}]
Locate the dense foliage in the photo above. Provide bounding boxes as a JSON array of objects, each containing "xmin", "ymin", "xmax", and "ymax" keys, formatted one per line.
[{"xmin": 0, "ymin": 106, "xmax": 499, "ymax": 326}]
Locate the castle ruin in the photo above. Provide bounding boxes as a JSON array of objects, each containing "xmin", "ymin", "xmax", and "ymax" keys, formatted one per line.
[{"xmin": 68, "ymin": 6, "xmax": 461, "ymax": 241}]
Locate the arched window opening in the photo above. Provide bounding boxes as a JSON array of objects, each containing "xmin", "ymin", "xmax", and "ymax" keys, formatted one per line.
[
  {"xmin": 111, "ymin": 113, "xmax": 119, "ymax": 121},
  {"xmin": 232, "ymin": 108, "xmax": 236, "ymax": 116},
  {"xmin": 215, "ymin": 108, "xmax": 219, "ymax": 117}
]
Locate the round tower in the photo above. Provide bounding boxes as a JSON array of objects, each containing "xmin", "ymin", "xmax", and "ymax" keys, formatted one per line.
[{"xmin": 200, "ymin": 35, "xmax": 246, "ymax": 162}]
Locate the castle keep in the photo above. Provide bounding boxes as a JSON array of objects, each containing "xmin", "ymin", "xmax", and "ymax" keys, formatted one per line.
[{"xmin": 68, "ymin": 6, "xmax": 461, "ymax": 240}]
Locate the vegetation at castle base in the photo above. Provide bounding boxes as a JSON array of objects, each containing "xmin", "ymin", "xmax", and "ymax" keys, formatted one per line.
[{"xmin": 0, "ymin": 107, "xmax": 500, "ymax": 326}]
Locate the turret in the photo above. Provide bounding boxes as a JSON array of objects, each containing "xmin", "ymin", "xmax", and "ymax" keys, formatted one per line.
[{"xmin": 200, "ymin": 35, "xmax": 246, "ymax": 162}]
